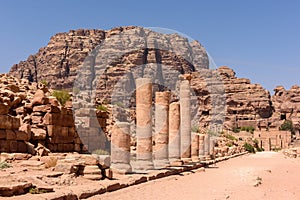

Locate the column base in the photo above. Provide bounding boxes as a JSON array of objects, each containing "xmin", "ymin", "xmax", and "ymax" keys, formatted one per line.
[
  {"xmin": 181, "ymin": 157, "xmax": 192, "ymax": 164},
  {"xmin": 205, "ymin": 155, "xmax": 211, "ymax": 161},
  {"xmin": 169, "ymin": 158, "xmax": 183, "ymax": 166},
  {"xmin": 110, "ymin": 163, "xmax": 132, "ymax": 174},
  {"xmin": 154, "ymin": 159, "xmax": 170, "ymax": 169},
  {"xmin": 191, "ymin": 156, "xmax": 200, "ymax": 163},
  {"xmin": 132, "ymin": 160, "xmax": 154, "ymax": 173},
  {"xmin": 199, "ymin": 155, "xmax": 206, "ymax": 161}
]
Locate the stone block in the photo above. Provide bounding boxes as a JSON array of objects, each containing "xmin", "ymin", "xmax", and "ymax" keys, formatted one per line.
[
  {"xmin": 68, "ymin": 126, "xmax": 76, "ymax": 137},
  {"xmin": 105, "ymin": 168, "xmax": 113, "ymax": 179},
  {"xmin": 57, "ymin": 143, "xmax": 74, "ymax": 152},
  {"xmin": 61, "ymin": 127, "xmax": 69, "ymax": 137},
  {"xmin": 17, "ymin": 141, "xmax": 27, "ymax": 153},
  {"xmin": 0, "ymin": 130, "xmax": 6, "ymax": 139},
  {"xmin": 31, "ymin": 115, "xmax": 43, "ymax": 124},
  {"xmin": 53, "ymin": 136, "xmax": 74, "ymax": 144},
  {"xmin": 83, "ymin": 155, "xmax": 99, "ymax": 165},
  {"xmin": 0, "ymin": 140, "xmax": 8, "ymax": 152},
  {"xmin": 43, "ymin": 113, "xmax": 62, "ymax": 125},
  {"xmin": 31, "ymin": 89, "xmax": 49, "ymax": 105},
  {"xmin": 31, "ymin": 128, "xmax": 47, "ymax": 140},
  {"xmin": 47, "ymin": 125, "xmax": 62, "ymax": 137},
  {"xmin": 33, "ymin": 105, "xmax": 50, "ymax": 113},
  {"xmin": 55, "ymin": 161, "xmax": 83, "ymax": 174},
  {"xmin": 62, "ymin": 114, "xmax": 75, "ymax": 127},
  {"xmin": 6, "ymin": 130, "xmax": 16, "ymax": 140},
  {"xmin": 12, "ymin": 117, "xmax": 21, "ymax": 129},
  {"xmin": 98, "ymin": 118, "xmax": 106, "ymax": 127},
  {"xmin": 0, "ymin": 103, "xmax": 9, "ymax": 115},
  {"xmin": 40, "ymin": 156, "xmax": 58, "ymax": 168},
  {"xmin": 9, "ymin": 140, "xmax": 18, "ymax": 152},
  {"xmin": 15, "ymin": 130, "xmax": 30, "ymax": 141},
  {"xmin": 83, "ymin": 165, "xmax": 101, "ymax": 175},
  {"xmin": 0, "ymin": 115, "xmax": 12, "ymax": 129},
  {"xmin": 19, "ymin": 123, "xmax": 31, "ymax": 134}
]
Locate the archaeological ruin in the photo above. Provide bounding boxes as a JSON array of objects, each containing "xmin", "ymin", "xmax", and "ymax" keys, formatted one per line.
[{"xmin": 0, "ymin": 26, "xmax": 299, "ymax": 198}]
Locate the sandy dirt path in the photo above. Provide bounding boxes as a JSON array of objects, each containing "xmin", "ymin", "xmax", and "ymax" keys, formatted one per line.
[{"xmin": 89, "ymin": 152, "xmax": 300, "ymax": 200}]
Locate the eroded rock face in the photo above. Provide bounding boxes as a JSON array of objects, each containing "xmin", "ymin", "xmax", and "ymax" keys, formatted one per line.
[
  {"xmin": 272, "ymin": 85, "xmax": 300, "ymax": 131},
  {"xmin": 190, "ymin": 66, "xmax": 273, "ymax": 130},
  {"xmin": 9, "ymin": 29, "xmax": 106, "ymax": 89},
  {"xmin": 9, "ymin": 26, "xmax": 209, "ymax": 95}
]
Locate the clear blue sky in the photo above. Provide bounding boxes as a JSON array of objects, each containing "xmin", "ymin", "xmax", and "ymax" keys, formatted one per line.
[{"xmin": 0, "ymin": 0, "xmax": 299, "ymax": 93}]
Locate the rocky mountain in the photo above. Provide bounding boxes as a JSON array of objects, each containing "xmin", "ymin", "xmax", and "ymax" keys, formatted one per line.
[
  {"xmin": 8, "ymin": 26, "xmax": 208, "ymax": 92},
  {"xmin": 7, "ymin": 26, "xmax": 300, "ymax": 132}
]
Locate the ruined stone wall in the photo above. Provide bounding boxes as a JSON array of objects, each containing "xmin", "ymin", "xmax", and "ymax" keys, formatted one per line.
[
  {"xmin": 254, "ymin": 130, "xmax": 291, "ymax": 150},
  {"xmin": 0, "ymin": 74, "xmax": 108, "ymax": 154}
]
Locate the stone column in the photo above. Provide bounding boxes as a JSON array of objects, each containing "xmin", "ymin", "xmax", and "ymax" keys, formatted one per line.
[
  {"xmin": 209, "ymin": 138, "xmax": 215, "ymax": 157},
  {"xmin": 180, "ymin": 79, "xmax": 191, "ymax": 162},
  {"xmin": 198, "ymin": 134, "xmax": 205, "ymax": 161},
  {"xmin": 135, "ymin": 78, "xmax": 154, "ymax": 171},
  {"xmin": 191, "ymin": 132, "xmax": 199, "ymax": 162},
  {"xmin": 111, "ymin": 122, "xmax": 132, "ymax": 174},
  {"xmin": 154, "ymin": 91, "xmax": 170, "ymax": 168},
  {"xmin": 264, "ymin": 137, "xmax": 271, "ymax": 151},
  {"xmin": 204, "ymin": 133, "xmax": 210, "ymax": 160},
  {"xmin": 168, "ymin": 102, "xmax": 182, "ymax": 165}
]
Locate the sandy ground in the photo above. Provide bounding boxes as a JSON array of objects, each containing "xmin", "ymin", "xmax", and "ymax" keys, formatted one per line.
[{"xmin": 89, "ymin": 152, "xmax": 300, "ymax": 200}]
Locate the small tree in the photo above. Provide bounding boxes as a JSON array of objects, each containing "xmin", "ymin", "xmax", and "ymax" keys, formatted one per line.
[
  {"xmin": 96, "ymin": 104, "xmax": 108, "ymax": 112},
  {"xmin": 243, "ymin": 142, "xmax": 255, "ymax": 153},
  {"xmin": 280, "ymin": 120, "xmax": 295, "ymax": 134},
  {"xmin": 52, "ymin": 90, "xmax": 71, "ymax": 106}
]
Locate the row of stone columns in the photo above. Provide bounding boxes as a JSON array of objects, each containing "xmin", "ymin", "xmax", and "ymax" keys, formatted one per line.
[{"xmin": 111, "ymin": 77, "xmax": 214, "ymax": 173}]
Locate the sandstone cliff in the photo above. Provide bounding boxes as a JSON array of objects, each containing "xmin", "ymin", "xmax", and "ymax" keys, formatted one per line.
[
  {"xmin": 9, "ymin": 26, "xmax": 209, "ymax": 93},
  {"xmin": 190, "ymin": 66, "xmax": 273, "ymax": 130}
]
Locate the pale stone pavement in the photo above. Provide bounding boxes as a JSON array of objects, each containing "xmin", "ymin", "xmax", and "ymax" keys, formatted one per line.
[{"xmin": 89, "ymin": 152, "xmax": 300, "ymax": 200}]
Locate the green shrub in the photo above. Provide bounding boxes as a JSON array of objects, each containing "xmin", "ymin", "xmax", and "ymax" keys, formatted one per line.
[
  {"xmin": 226, "ymin": 142, "xmax": 233, "ymax": 147},
  {"xmin": 113, "ymin": 101, "xmax": 124, "ymax": 108},
  {"xmin": 225, "ymin": 134, "xmax": 237, "ymax": 141},
  {"xmin": 243, "ymin": 142, "xmax": 255, "ymax": 153},
  {"xmin": 92, "ymin": 149, "xmax": 110, "ymax": 155},
  {"xmin": 52, "ymin": 90, "xmax": 71, "ymax": 106},
  {"xmin": 29, "ymin": 187, "xmax": 49, "ymax": 194},
  {"xmin": 240, "ymin": 126, "xmax": 255, "ymax": 134},
  {"xmin": 232, "ymin": 127, "xmax": 240, "ymax": 133},
  {"xmin": 0, "ymin": 161, "xmax": 11, "ymax": 169},
  {"xmin": 280, "ymin": 120, "xmax": 295, "ymax": 134},
  {"xmin": 191, "ymin": 126, "xmax": 200, "ymax": 133},
  {"xmin": 272, "ymin": 147, "xmax": 281, "ymax": 152},
  {"xmin": 253, "ymin": 139, "xmax": 264, "ymax": 152},
  {"xmin": 40, "ymin": 80, "xmax": 49, "ymax": 87},
  {"xmin": 96, "ymin": 104, "xmax": 108, "ymax": 112}
]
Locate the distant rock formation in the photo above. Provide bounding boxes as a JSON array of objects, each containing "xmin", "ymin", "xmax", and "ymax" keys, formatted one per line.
[
  {"xmin": 191, "ymin": 66, "xmax": 273, "ymax": 130},
  {"xmin": 272, "ymin": 85, "xmax": 300, "ymax": 132}
]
